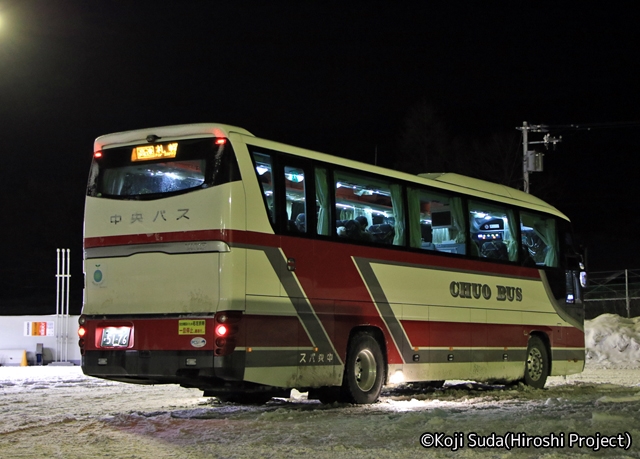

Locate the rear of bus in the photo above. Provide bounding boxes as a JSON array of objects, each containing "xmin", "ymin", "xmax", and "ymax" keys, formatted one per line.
[{"xmin": 79, "ymin": 124, "xmax": 251, "ymax": 392}]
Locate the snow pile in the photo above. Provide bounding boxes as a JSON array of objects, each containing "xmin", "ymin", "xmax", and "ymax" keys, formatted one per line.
[{"xmin": 585, "ymin": 313, "xmax": 640, "ymax": 368}]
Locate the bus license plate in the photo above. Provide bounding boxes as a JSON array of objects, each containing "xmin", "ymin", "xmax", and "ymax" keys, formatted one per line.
[{"xmin": 100, "ymin": 327, "xmax": 131, "ymax": 348}]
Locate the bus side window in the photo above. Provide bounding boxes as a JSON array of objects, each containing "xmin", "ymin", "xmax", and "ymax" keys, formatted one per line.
[
  {"xmin": 469, "ymin": 200, "xmax": 518, "ymax": 262},
  {"xmin": 251, "ymin": 151, "xmax": 276, "ymax": 226},
  {"xmin": 334, "ymin": 171, "xmax": 405, "ymax": 246},
  {"xmin": 408, "ymin": 187, "xmax": 466, "ymax": 255},
  {"xmin": 520, "ymin": 211, "xmax": 559, "ymax": 267}
]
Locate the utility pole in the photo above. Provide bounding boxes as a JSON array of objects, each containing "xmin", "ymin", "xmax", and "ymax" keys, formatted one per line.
[{"xmin": 516, "ymin": 122, "xmax": 562, "ymax": 193}]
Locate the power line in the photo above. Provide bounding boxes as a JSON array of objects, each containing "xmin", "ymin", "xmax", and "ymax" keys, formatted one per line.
[{"xmin": 546, "ymin": 121, "xmax": 640, "ymax": 132}]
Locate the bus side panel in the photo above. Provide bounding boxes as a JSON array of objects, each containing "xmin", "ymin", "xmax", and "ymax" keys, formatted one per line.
[{"xmin": 369, "ymin": 260, "xmax": 584, "ymax": 382}]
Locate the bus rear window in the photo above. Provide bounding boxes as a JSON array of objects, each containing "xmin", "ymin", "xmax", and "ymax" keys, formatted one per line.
[
  {"xmin": 100, "ymin": 160, "xmax": 206, "ymax": 196},
  {"xmin": 88, "ymin": 138, "xmax": 240, "ymax": 199}
]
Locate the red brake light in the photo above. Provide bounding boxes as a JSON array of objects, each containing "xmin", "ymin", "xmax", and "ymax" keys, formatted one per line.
[
  {"xmin": 214, "ymin": 138, "xmax": 227, "ymax": 145},
  {"xmin": 78, "ymin": 326, "xmax": 86, "ymax": 338},
  {"xmin": 94, "ymin": 151, "xmax": 103, "ymax": 159},
  {"xmin": 215, "ymin": 324, "xmax": 228, "ymax": 337}
]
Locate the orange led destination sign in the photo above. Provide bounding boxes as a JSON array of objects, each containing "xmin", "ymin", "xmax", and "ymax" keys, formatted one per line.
[{"xmin": 131, "ymin": 142, "xmax": 178, "ymax": 161}]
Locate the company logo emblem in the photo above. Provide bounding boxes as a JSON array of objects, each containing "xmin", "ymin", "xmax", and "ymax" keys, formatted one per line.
[
  {"xmin": 91, "ymin": 264, "xmax": 107, "ymax": 287},
  {"xmin": 190, "ymin": 337, "xmax": 206, "ymax": 348}
]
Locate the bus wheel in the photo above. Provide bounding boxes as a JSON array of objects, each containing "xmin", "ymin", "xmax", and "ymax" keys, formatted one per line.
[
  {"xmin": 523, "ymin": 336, "xmax": 549, "ymax": 389},
  {"xmin": 343, "ymin": 332, "xmax": 385, "ymax": 404}
]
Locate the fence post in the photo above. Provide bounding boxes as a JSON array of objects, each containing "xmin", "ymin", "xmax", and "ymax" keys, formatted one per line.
[{"xmin": 626, "ymin": 269, "xmax": 630, "ymax": 318}]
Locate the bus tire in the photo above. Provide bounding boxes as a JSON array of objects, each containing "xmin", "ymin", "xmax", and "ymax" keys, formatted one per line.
[
  {"xmin": 342, "ymin": 332, "xmax": 385, "ymax": 404},
  {"xmin": 523, "ymin": 336, "xmax": 549, "ymax": 389}
]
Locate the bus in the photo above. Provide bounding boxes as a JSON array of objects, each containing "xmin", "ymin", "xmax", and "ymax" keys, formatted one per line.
[{"xmin": 79, "ymin": 123, "xmax": 586, "ymax": 404}]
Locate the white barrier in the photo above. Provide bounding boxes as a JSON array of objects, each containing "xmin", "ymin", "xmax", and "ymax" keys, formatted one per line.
[
  {"xmin": 0, "ymin": 350, "xmax": 27, "ymax": 366},
  {"xmin": 0, "ymin": 316, "xmax": 81, "ymax": 365}
]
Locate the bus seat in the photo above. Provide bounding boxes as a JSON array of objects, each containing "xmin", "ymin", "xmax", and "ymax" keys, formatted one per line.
[{"xmin": 367, "ymin": 224, "xmax": 394, "ymax": 244}]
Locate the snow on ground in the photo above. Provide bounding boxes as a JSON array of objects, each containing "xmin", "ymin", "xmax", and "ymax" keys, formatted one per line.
[{"xmin": 1, "ymin": 315, "xmax": 639, "ymax": 459}]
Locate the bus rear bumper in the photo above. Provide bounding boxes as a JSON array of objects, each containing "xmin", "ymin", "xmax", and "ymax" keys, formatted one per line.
[{"xmin": 81, "ymin": 350, "xmax": 244, "ymax": 388}]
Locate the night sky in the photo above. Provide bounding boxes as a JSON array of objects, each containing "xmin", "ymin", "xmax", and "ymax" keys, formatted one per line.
[{"xmin": 1, "ymin": 1, "xmax": 639, "ymax": 314}]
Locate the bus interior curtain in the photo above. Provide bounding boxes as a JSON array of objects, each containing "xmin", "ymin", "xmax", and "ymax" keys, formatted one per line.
[
  {"xmin": 315, "ymin": 167, "xmax": 330, "ymax": 236},
  {"xmin": 450, "ymin": 197, "xmax": 466, "ymax": 244},
  {"xmin": 505, "ymin": 208, "xmax": 519, "ymax": 262},
  {"xmin": 407, "ymin": 187, "xmax": 422, "ymax": 248},
  {"xmin": 541, "ymin": 218, "xmax": 559, "ymax": 267},
  {"xmin": 390, "ymin": 184, "xmax": 405, "ymax": 246}
]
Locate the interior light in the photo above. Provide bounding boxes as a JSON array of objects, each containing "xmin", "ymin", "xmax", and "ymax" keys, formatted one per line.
[
  {"xmin": 256, "ymin": 166, "xmax": 269, "ymax": 175},
  {"xmin": 285, "ymin": 172, "xmax": 304, "ymax": 183}
]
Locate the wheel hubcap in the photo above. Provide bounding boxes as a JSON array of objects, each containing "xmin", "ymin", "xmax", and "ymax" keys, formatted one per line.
[
  {"xmin": 527, "ymin": 347, "xmax": 543, "ymax": 381},
  {"xmin": 354, "ymin": 349, "xmax": 377, "ymax": 392}
]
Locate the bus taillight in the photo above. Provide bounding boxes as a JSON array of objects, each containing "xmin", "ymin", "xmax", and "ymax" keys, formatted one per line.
[
  {"xmin": 215, "ymin": 324, "xmax": 228, "ymax": 337},
  {"xmin": 214, "ymin": 311, "xmax": 241, "ymax": 356},
  {"xmin": 78, "ymin": 325, "xmax": 86, "ymax": 355}
]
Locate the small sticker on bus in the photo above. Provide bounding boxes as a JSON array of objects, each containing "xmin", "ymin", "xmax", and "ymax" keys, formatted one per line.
[{"xmin": 190, "ymin": 337, "xmax": 206, "ymax": 348}]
